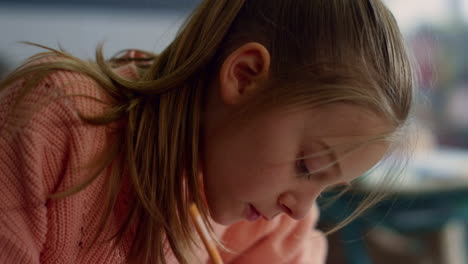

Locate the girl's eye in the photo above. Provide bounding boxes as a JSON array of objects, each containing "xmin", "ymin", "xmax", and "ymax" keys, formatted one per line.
[
  {"xmin": 296, "ymin": 159, "xmax": 311, "ymax": 179},
  {"xmin": 296, "ymin": 151, "xmax": 332, "ymax": 181}
]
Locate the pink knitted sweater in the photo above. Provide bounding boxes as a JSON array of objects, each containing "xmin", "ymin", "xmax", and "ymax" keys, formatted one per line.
[{"xmin": 0, "ymin": 60, "xmax": 327, "ymax": 263}]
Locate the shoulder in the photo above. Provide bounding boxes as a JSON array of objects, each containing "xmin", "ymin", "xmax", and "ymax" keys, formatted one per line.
[
  {"xmin": 0, "ymin": 55, "xmax": 130, "ymax": 194},
  {"xmin": 1, "ymin": 54, "xmax": 139, "ymax": 130}
]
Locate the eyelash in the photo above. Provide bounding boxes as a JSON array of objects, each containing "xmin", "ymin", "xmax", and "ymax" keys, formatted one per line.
[{"xmin": 296, "ymin": 159, "xmax": 311, "ymax": 179}]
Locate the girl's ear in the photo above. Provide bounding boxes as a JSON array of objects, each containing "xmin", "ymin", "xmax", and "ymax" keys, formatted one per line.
[{"xmin": 218, "ymin": 42, "xmax": 271, "ymax": 106}]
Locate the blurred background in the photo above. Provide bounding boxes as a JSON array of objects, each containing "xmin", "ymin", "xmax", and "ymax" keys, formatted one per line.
[
  {"xmin": 320, "ymin": 1, "xmax": 468, "ymax": 264},
  {"xmin": 2, "ymin": 0, "xmax": 468, "ymax": 263},
  {"xmin": 0, "ymin": 0, "xmax": 200, "ymax": 77}
]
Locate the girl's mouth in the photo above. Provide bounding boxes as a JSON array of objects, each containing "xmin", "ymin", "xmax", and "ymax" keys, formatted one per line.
[{"xmin": 246, "ymin": 203, "xmax": 261, "ymax": 222}]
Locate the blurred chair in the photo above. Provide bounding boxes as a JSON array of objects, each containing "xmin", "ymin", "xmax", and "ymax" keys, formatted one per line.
[
  {"xmin": 320, "ymin": 149, "xmax": 468, "ymax": 264},
  {"xmin": 320, "ymin": 189, "xmax": 468, "ymax": 264}
]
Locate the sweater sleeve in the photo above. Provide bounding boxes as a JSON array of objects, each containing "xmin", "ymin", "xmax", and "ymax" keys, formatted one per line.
[
  {"xmin": 0, "ymin": 122, "xmax": 46, "ymax": 263},
  {"xmin": 218, "ymin": 203, "xmax": 327, "ymax": 264},
  {"xmin": 0, "ymin": 78, "xmax": 69, "ymax": 262},
  {"xmin": 0, "ymin": 69, "xmax": 109, "ymax": 263}
]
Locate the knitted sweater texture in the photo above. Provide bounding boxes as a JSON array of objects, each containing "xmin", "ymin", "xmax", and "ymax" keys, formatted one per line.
[{"xmin": 0, "ymin": 60, "xmax": 326, "ymax": 263}]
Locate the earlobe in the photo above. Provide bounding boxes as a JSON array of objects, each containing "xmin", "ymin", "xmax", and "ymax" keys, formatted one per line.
[{"xmin": 218, "ymin": 42, "xmax": 271, "ymax": 106}]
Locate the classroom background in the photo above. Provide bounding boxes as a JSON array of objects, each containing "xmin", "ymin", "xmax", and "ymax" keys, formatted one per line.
[{"xmin": 1, "ymin": 0, "xmax": 468, "ymax": 263}]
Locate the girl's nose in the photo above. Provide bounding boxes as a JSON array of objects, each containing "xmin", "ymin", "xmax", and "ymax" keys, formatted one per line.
[{"xmin": 278, "ymin": 191, "xmax": 319, "ymax": 220}]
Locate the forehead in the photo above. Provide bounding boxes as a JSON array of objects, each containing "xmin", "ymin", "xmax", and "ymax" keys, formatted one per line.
[
  {"xmin": 303, "ymin": 103, "xmax": 392, "ymax": 139},
  {"xmin": 303, "ymin": 104, "xmax": 392, "ymax": 181},
  {"xmin": 330, "ymin": 138, "xmax": 390, "ymax": 182}
]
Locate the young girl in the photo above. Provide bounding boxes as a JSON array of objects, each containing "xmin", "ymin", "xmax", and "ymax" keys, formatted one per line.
[{"xmin": 0, "ymin": 0, "xmax": 414, "ymax": 263}]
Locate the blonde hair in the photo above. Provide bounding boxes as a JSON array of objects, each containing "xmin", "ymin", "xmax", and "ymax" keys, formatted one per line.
[{"xmin": 0, "ymin": 0, "xmax": 413, "ymax": 263}]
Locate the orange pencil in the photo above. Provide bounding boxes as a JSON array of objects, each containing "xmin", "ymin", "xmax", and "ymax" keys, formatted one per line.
[{"xmin": 189, "ymin": 203, "xmax": 224, "ymax": 264}]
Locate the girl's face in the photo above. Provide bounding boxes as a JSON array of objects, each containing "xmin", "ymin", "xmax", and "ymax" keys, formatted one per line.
[{"xmin": 202, "ymin": 103, "xmax": 391, "ymax": 225}]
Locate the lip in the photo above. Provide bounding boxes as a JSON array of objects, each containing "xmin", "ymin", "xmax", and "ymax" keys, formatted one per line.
[{"xmin": 246, "ymin": 204, "xmax": 261, "ymax": 222}]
